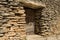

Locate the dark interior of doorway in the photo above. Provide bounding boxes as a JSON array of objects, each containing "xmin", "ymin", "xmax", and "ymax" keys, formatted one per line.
[
  {"xmin": 24, "ymin": 7, "xmax": 35, "ymax": 35},
  {"xmin": 24, "ymin": 7, "xmax": 43, "ymax": 35}
]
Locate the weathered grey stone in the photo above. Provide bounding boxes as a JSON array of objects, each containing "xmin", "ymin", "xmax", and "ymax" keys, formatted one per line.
[
  {"xmin": 9, "ymin": 0, "xmax": 13, "ymax": 2},
  {"xmin": 0, "ymin": 2, "xmax": 8, "ymax": 5},
  {"xmin": 0, "ymin": 34, "xmax": 4, "ymax": 37},
  {"xmin": 0, "ymin": 0, "xmax": 6, "ymax": 2},
  {"xmin": 0, "ymin": 30, "xmax": 5, "ymax": 34},
  {"xmin": 0, "ymin": 27, "xmax": 8, "ymax": 34},
  {"xmin": 2, "ymin": 24, "xmax": 11, "ymax": 27},
  {"xmin": 1, "ymin": 19, "xmax": 9, "ymax": 23},
  {"xmin": 8, "ymin": 2, "xmax": 19, "ymax": 6},
  {"xmin": 0, "ymin": 0, "xmax": 26, "ymax": 40}
]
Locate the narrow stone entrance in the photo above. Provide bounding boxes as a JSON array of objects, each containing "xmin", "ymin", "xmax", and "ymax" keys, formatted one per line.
[
  {"xmin": 24, "ymin": 8, "xmax": 43, "ymax": 35},
  {"xmin": 24, "ymin": 7, "xmax": 51, "ymax": 36},
  {"xmin": 24, "ymin": 7, "xmax": 35, "ymax": 35}
]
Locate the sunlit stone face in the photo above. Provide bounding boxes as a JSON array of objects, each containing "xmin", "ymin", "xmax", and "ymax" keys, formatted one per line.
[{"xmin": 18, "ymin": 0, "xmax": 46, "ymax": 9}]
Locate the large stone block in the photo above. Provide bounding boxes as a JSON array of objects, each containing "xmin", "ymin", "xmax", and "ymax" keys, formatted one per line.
[{"xmin": 18, "ymin": 0, "xmax": 46, "ymax": 9}]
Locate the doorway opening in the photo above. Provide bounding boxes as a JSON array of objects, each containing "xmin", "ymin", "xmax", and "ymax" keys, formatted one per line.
[{"xmin": 24, "ymin": 7, "xmax": 43, "ymax": 35}]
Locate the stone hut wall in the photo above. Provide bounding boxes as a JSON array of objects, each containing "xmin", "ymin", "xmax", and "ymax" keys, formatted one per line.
[
  {"xmin": 0, "ymin": 0, "xmax": 26, "ymax": 40},
  {"xmin": 0, "ymin": 0, "xmax": 60, "ymax": 40},
  {"xmin": 37, "ymin": 0, "xmax": 60, "ymax": 36}
]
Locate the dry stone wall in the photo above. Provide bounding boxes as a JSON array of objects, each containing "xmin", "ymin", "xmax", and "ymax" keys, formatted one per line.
[
  {"xmin": 0, "ymin": 0, "xmax": 26, "ymax": 40},
  {"xmin": 41, "ymin": 0, "xmax": 60, "ymax": 35},
  {"xmin": 35, "ymin": 0, "xmax": 60, "ymax": 36},
  {"xmin": 0, "ymin": 0, "xmax": 60, "ymax": 40}
]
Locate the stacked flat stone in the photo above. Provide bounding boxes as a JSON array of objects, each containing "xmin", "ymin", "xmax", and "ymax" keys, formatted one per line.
[
  {"xmin": 35, "ymin": 9, "xmax": 51, "ymax": 36},
  {"xmin": 35, "ymin": 6, "xmax": 58, "ymax": 36},
  {"xmin": 0, "ymin": 0, "xmax": 26, "ymax": 40},
  {"xmin": 39, "ymin": 0, "xmax": 60, "ymax": 36}
]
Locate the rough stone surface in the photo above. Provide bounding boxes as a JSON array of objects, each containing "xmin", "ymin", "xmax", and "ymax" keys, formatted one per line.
[
  {"xmin": 0, "ymin": 0, "xmax": 26, "ymax": 40},
  {"xmin": 0, "ymin": 0, "xmax": 60, "ymax": 40},
  {"xmin": 19, "ymin": 0, "xmax": 46, "ymax": 9},
  {"xmin": 34, "ymin": 0, "xmax": 60, "ymax": 36}
]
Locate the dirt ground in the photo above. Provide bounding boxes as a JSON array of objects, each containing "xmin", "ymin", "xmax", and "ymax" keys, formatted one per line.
[{"xmin": 26, "ymin": 34, "xmax": 60, "ymax": 40}]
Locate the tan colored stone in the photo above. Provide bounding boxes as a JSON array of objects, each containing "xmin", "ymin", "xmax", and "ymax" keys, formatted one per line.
[
  {"xmin": 10, "ymin": 26, "xmax": 19, "ymax": 32},
  {"xmin": 2, "ymin": 24, "xmax": 11, "ymax": 27},
  {"xmin": 17, "ymin": 21, "xmax": 26, "ymax": 24},
  {"xmin": 26, "ymin": 35, "xmax": 45, "ymax": 40},
  {"xmin": 7, "ymin": 16, "xmax": 25, "ymax": 19},
  {"xmin": 17, "ymin": 10, "xmax": 25, "ymax": 14},
  {"xmin": 0, "ymin": 34, "xmax": 4, "ymax": 37},
  {"xmin": 5, "ymin": 32, "xmax": 16, "ymax": 37},
  {"xmin": 19, "ymin": 0, "xmax": 46, "ymax": 9},
  {"xmin": 20, "ymin": 31, "xmax": 26, "ymax": 35},
  {"xmin": 19, "ymin": 19, "xmax": 25, "ymax": 22},
  {"xmin": 21, "ymin": 14, "xmax": 26, "ymax": 17},
  {"xmin": 46, "ymin": 35, "xmax": 57, "ymax": 40},
  {"xmin": 20, "ymin": 27, "xmax": 25, "ymax": 29},
  {"xmin": 7, "ymin": 20, "xmax": 17, "ymax": 25},
  {"xmin": 9, "ymin": 37, "xmax": 21, "ymax": 40},
  {"xmin": 0, "ymin": 37, "xmax": 8, "ymax": 40},
  {"xmin": 10, "ymin": 20, "xmax": 18, "ymax": 22},
  {"xmin": 0, "ymin": 27, "xmax": 9, "ymax": 33}
]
